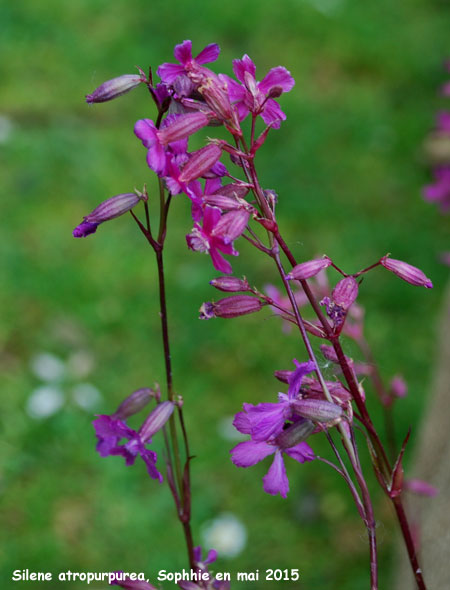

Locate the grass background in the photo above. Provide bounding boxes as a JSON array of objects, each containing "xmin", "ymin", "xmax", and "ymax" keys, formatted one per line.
[{"xmin": 1, "ymin": 0, "xmax": 449, "ymax": 588}]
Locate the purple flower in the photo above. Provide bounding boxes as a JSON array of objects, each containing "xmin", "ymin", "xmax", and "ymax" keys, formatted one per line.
[
  {"xmin": 186, "ymin": 177, "xmax": 222, "ymax": 221},
  {"xmin": 225, "ymin": 54, "xmax": 295, "ymax": 128},
  {"xmin": 233, "ymin": 359, "xmax": 316, "ymax": 443},
  {"xmin": 134, "ymin": 113, "xmax": 208, "ymax": 176},
  {"xmin": 93, "ymin": 414, "xmax": 135, "ymax": 457},
  {"xmin": 231, "ymin": 419, "xmax": 315, "ymax": 498},
  {"xmin": 158, "ymin": 40, "xmax": 220, "ymax": 85},
  {"xmin": 186, "ymin": 205, "xmax": 238, "ymax": 274},
  {"xmin": 93, "ymin": 401, "xmax": 174, "ymax": 481}
]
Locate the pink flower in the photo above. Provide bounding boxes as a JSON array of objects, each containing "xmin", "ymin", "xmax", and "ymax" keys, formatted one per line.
[
  {"xmin": 224, "ymin": 54, "xmax": 295, "ymax": 128},
  {"xmin": 186, "ymin": 206, "xmax": 239, "ymax": 274},
  {"xmin": 157, "ymin": 40, "xmax": 220, "ymax": 84}
]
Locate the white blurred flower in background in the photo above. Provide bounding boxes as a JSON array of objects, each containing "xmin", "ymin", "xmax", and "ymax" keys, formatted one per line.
[
  {"xmin": 201, "ymin": 512, "xmax": 247, "ymax": 558},
  {"xmin": 26, "ymin": 385, "xmax": 64, "ymax": 419}
]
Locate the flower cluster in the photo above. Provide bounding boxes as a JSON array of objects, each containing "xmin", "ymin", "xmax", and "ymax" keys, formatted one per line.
[{"xmin": 81, "ymin": 40, "xmax": 295, "ymax": 273}]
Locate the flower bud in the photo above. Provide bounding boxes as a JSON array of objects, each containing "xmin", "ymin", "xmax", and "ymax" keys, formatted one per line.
[
  {"xmin": 84, "ymin": 193, "xmax": 144, "ymax": 223},
  {"xmin": 274, "ymin": 370, "xmax": 291, "ymax": 384},
  {"xmin": 380, "ymin": 256, "xmax": 433, "ymax": 288},
  {"xmin": 302, "ymin": 377, "xmax": 352, "ymax": 403},
  {"xmin": 332, "ymin": 276, "xmax": 359, "ymax": 310},
  {"xmin": 179, "ymin": 144, "xmax": 222, "ymax": 183},
  {"xmin": 113, "ymin": 388, "xmax": 155, "ymax": 421},
  {"xmin": 158, "ymin": 112, "xmax": 209, "ymax": 145},
  {"xmin": 203, "ymin": 194, "xmax": 242, "ymax": 210},
  {"xmin": 275, "ymin": 419, "xmax": 315, "ymax": 449},
  {"xmin": 138, "ymin": 401, "xmax": 174, "ymax": 443},
  {"xmin": 320, "ymin": 345, "xmax": 339, "ymax": 364},
  {"xmin": 86, "ymin": 74, "xmax": 143, "ymax": 104},
  {"xmin": 214, "ymin": 183, "xmax": 250, "ymax": 200},
  {"xmin": 199, "ymin": 295, "xmax": 264, "ymax": 320},
  {"xmin": 209, "ymin": 276, "xmax": 250, "ymax": 292},
  {"xmin": 212, "ymin": 209, "xmax": 250, "ymax": 243},
  {"xmin": 286, "ymin": 256, "xmax": 332, "ymax": 281},
  {"xmin": 291, "ymin": 399, "xmax": 342, "ymax": 422}
]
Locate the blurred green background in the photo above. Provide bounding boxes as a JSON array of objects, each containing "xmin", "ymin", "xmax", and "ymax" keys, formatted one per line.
[{"xmin": 1, "ymin": 0, "xmax": 449, "ymax": 588}]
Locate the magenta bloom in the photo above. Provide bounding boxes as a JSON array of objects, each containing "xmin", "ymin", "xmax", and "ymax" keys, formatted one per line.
[
  {"xmin": 93, "ymin": 402, "xmax": 174, "ymax": 482},
  {"xmin": 134, "ymin": 113, "xmax": 207, "ymax": 176},
  {"xmin": 93, "ymin": 415, "xmax": 163, "ymax": 481},
  {"xmin": 225, "ymin": 54, "xmax": 295, "ymax": 128},
  {"xmin": 157, "ymin": 40, "xmax": 220, "ymax": 84},
  {"xmin": 234, "ymin": 359, "xmax": 316, "ymax": 442},
  {"xmin": 186, "ymin": 205, "xmax": 238, "ymax": 274},
  {"xmin": 231, "ymin": 422, "xmax": 315, "ymax": 498}
]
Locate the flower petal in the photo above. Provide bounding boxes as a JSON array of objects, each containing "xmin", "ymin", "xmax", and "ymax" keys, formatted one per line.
[
  {"xmin": 263, "ymin": 450, "xmax": 289, "ymax": 497},
  {"xmin": 134, "ymin": 119, "xmax": 157, "ymax": 148},
  {"xmin": 233, "ymin": 410, "xmax": 252, "ymax": 434},
  {"xmin": 157, "ymin": 63, "xmax": 186, "ymax": 84},
  {"xmin": 260, "ymin": 99, "xmax": 286, "ymax": 128},
  {"xmin": 259, "ymin": 66, "xmax": 295, "ymax": 94},
  {"xmin": 287, "ymin": 359, "xmax": 317, "ymax": 400},
  {"xmin": 232, "ymin": 55, "xmax": 256, "ymax": 84},
  {"xmin": 209, "ymin": 247, "xmax": 233, "ymax": 274},
  {"xmin": 146, "ymin": 143, "xmax": 167, "ymax": 176},
  {"xmin": 174, "ymin": 40, "xmax": 193, "ymax": 65},
  {"xmin": 245, "ymin": 402, "xmax": 288, "ymax": 441},
  {"xmin": 230, "ymin": 440, "xmax": 275, "ymax": 467},
  {"xmin": 195, "ymin": 43, "xmax": 220, "ymax": 65},
  {"xmin": 284, "ymin": 441, "xmax": 315, "ymax": 463},
  {"xmin": 141, "ymin": 449, "xmax": 163, "ymax": 482},
  {"xmin": 222, "ymin": 74, "xmax": 246, "ymax": 104}
]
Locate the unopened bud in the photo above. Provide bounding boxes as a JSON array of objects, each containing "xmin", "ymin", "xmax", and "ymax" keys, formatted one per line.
[
  {"xmin": 274, "ymin": 370, "xmax": 291, "ymax": 384},
  {"xmin": 332, "ymin": 277, "xmax": 359, "ymax": 309},
  {"xmin": 215, "ymin": 183, "xmax": 251, "ymax": 200},
  {"xmin": 158, "ymin": 112, "xmax": 209, "ymax": 145},
  {"xmin": 212, "ymin": 209, "xmax": 250, "ymax": 243},
  {"xmin": 275, "ymin": 419, "xmax": 315, "ymax": 449},
  {"xmin": 286, "ymin": 256, "xmax": 332, "ymax": 281},
  {"xmin": 320, "ymin": 345, "xmax": 339, "ymax": 364},
  {"xmin": 203, "ymin": 194, "xmax": 242, "ymax": 210},
  {"xmin": 139, "ymin": 401, "xmax": 174, "ymax": 443},
  {"xmin": 199, "ymin": 295, "xmax": 264, "ymax": 319},
  {"xmin": 86, "ymin": 74, "xmax": 143, "ymax": 104},
  {"xmin": 73, "ymin": 192, "xmax": 144, "ymax": 238},
  {"xmin": 291, "ymin": 399, "xmax": 342, "ymax": 422},
  {"xmin": 114, "ymin": 388, "xmax": 155, "ymax": 420},
  {"xmin": 85, "ymin": 193, "xmax": 144, "ymax": 224},
  {"xmin": 179, "ymin": 144, "xmax": 222, "ymax": 183},
  {"xmin": 380, "ymin": 256, "xmax": 433, "ymax": 288},
  {"xmin": 210, "ymin": 276, "xmax": 250, "ymax": 292}
]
